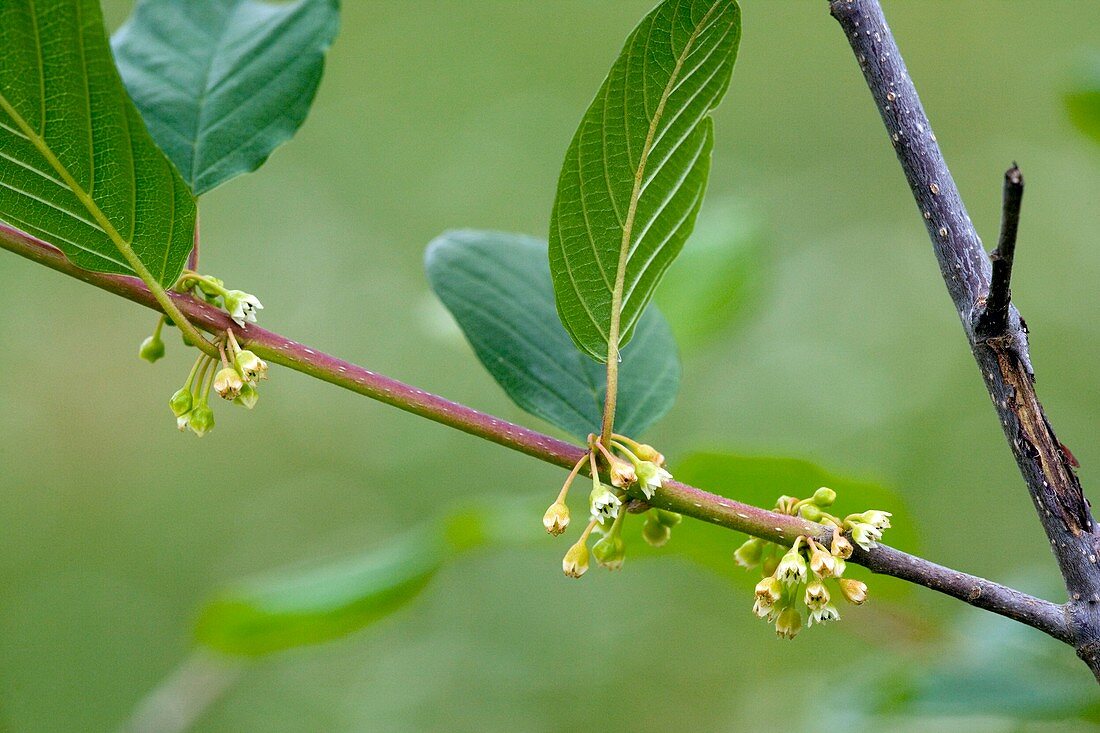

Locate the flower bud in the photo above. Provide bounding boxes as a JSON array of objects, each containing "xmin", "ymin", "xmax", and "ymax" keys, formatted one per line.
[
  {"xmin": 562, "ymin": 540, "xmax": 589, "ymax": 578},
  {"xmin": 168, "ymin": 387, "xmax": 193, "ymax": 418},
  {"xmin": 830, "ymin": 532, "xmax": 854, "ymax": 559},
  {"xmin": 734, "ymin": 538, "xmax": 764, "ymax": 569},
  {"xmin": 543, "ymin": 502, "xmax": 570, "ymax": 536},
  {"xmin": 592, "ymin": 533, "xmax": 626, "ymax": 570},
  {"xmin": 188, "ymin": 405, "xmax": 215, "ymax": 437},
  {"xmin": 213, "ymin": 367, "xmax": 244, "ymax": 400},
  {"xmin": 630, "ymin": 442, "xmax": 665, "ymax": 466},
  {"xmin": 799, "ymin": 503, "xmax": 824, "ymax": 522},
  {"xmin": 234, "ymin": 350, "xmax": 268, "ymax": 383},
  {"xmin": 775, "ymin": 606, "xmax": 802, "ymax": 639},
  {"xmin": 655, "ymin": 509, "xmax": 682, "ymax": 527},
  {"xmin": 812, "ymin": 487, "xmax": 837, "ymax": 507},
  {"xmin": 642, "ymin": 515, "xmax": 671, "ymax": 547},
  {"xmin": 838, "ymin": 578, "xmax": 868, "ymax": 605},
  {"xmin": 233, "ymin": 383, "xmax": 259, "ymax": 410},
  {"xmin": 139, "ymin": 334, "xmax": 165, "ymax": 363}
]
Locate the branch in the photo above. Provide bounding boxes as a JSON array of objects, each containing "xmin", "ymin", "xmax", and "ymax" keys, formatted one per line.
[
  {"xmin": 977, "ymin": 165, "xmax": 1024, "ymax": 337},
  {"xmin": 0, "ymin": 221, "xmax": 1071, "ymax": 644},
  {"xmin": 828, "ymin": 0, "xmax": 1100, "ymax": 677}
]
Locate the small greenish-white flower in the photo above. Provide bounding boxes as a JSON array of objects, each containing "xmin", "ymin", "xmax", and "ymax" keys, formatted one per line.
[
  {"xmin": 543, "ymin": 502, "xmax": 570, "ymax": 536},
  {"xmin": 803, "ymin": 580, "xmax": 830, "ymax": 610},
  {"xmin": 807, "ymin": 603, "xmax": 840, "ymax": 627},
  {"xmin": 642, "ymin": 514, "xmax": 671, "ymax": 547},
  {"xmin": 188, "ymin": 405, "xmax": 215, "ymax": 437},
  {"xmin": 775, "ymin": 606, "xmax": 802, "ymax": 639},
  {"xmin": 234, "ymin": 383, "xmax": 259, "ymax": 410},
  {"xmin": 808, "ymin": 544, "xmax": 838, "ymax": 578},
  {"xmin": 831, "ymin": 557, "xmax": 847, "ymax": 577},
  {"xmin": 139, "ymin": 334, "xmax": 165, "ymax": 363},
  {"xmin": 635, "ymin": 461, "xmax": 672, "ymax": 500},
  {"xmin": 734, "ymin": 538, "xmax": 765, "ymax": 569},
  {"xmin": 562, "ymin": 539, "xmax": 589, "ymax": 578},
  {"xmin": 607, "ymin": 456, "xmax": 637, "ymax": 488},
  {"xmin": 812, "ymin": 487, "xmax": 837, "ymax": 507},
  {"xmin": 830, "ymin": 532, "xmax": 854, "ymax": 559},
  {"xmin": 234, "ymin": 350, "xmax": 268, "ymax": 384},
  {"xmin": 859, "ymin": 510, "xmax": 892, "ymax": 530},
  {"xmin": 223, "ymin": 290, "xmax": 264, "ymax": 327},
  {"xmin": 838, "ymin": 578, "xmax": 868, "ymax": 605},
  {"xmin": 592, "ymin": 533, "xmax": 626, "ymax": 570},
  {"xmin": 176, "ymin": 413, "xmax": 193, "ymax": 432},
  {"xmin": 849, "ymin": 522, "xmax": 883, "ymax": 551},
  {"xmin": 589, "ymin": 486, "xmax": 621, "ymax": 525},
  {"xmin": 752, "ymin": 597, "xmax": 777, "ymax": 620},
  {"xmin": 755, "ymin": 576, "xmax": 782, "ymax": 605},
  {"xmin": 213, "ymin": 366, "xmax": 245, "ymax": 401},
  {"xmin": 776, "ymin": 546, "xmax": 808, "ymax": 586},
  {"xmin": 168, "ymin": 388, "xmax": 193, "ymax": 418}
]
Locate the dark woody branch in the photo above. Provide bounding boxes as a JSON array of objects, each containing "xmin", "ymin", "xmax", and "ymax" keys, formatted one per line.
[
  {"xmin": 829, "ymin": 0, "xmax": 1100, "ymax": 680},
  {"xmin": 976, "ymin": 165, "xmax": 1024, "ymax": 338}
]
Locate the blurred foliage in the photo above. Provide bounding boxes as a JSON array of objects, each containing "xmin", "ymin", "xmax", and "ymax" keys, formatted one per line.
[
  {"xmin": 1065, "ymin": 53, "xmax": 1100, "ymax": 147},
  {"xmin": 425, "ymin": 231, "xmax": 680, "ymax": 440},
  {"xmin": 3, "ymin": 2, "xmax": 1100, "ymax": 731}
]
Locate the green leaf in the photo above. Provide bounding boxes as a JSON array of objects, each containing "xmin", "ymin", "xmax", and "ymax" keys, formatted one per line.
[
  {"xmin": 195, "ymin": 527, "xmax": 446, "ymax": 656},
  {"xmin": 673, "ymin": 452, "xmax": 919, "ymax": 552},
  {"xmin": 425, "ymin": 230, "xmax": 681, "ymax": 441},
  {"xmin": 0, "ymin": 0, "xmax": 196, "ymax": 286},
  {"xmin": 655, "ymin": 197, "xmax": 767, "ymax": 349},
  {"xmin": 112, "ymin": 0, "xmax": 340, "ymax": 195},
  {"xmin": 548, "ymin": 0, "xmax": 741, "ymax": 362},
  {"xmin": 1066, "ymin": 54, "xmax": 1100, "ymax": 146}
]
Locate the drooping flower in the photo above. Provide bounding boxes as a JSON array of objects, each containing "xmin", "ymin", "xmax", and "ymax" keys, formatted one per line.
[
  {"xmin": 635, "ymin": 461, "xmax": 672, "ymax": 500},
  {"xmin": 543, "ymin": 502, "xmax": 570, "ymax": 536},
  {"xmin": 223, "ymin": 290, "xmax": 264, "ymax": 327},
  {"xmin": 775, "ymin": 544, "xmax": 809, "ymax": 586},
  {"xmin": 589, "ymin": 486, "xmax": 622, "ymax": 525}
]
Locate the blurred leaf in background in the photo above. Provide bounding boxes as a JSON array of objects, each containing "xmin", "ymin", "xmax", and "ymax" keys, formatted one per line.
[
  {"xmin": 656, "ymin": 197, "xmax": 768, "ymax": 351},
  {"xmin": 1066, "ymin": 52, "xmax": 1100, "ymax": 147},
  {"xmin": 112, "ymin": 0, "xmax": 340, "ymax": 195},
  {"xmin": 426, "ymin": 230, "xmax": 680, "ymax": 440}
]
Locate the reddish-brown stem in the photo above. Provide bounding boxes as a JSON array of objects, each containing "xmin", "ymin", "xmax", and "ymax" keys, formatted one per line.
[{"xmin": 0, "ymin": 221, "xmax": 1071, "ymax": 643}]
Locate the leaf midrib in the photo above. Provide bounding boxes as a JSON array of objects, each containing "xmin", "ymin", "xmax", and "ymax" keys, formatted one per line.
[{"xmin": 604, "ymin": 0, "xmax": 724, "ymax": 361}]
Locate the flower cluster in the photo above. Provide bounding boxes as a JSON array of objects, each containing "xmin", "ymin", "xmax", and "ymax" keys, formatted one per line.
[
  {"xmin": 543, "ymin": 433, "xmax": 677, "ymax": 578},
  {"xmin": 176, "ymin": 271, "xmax": 263, "ymax": 328},
  {"xmin": 169, "ymin": 330, "xmax": 268, "ymax": 437},
  {"xmin": 734, "ymin": 487, "xmax": 891, "ymax": 639}
]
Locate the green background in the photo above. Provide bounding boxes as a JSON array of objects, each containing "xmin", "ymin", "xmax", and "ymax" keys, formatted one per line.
[{"xmin": 1, "ymin": 1, "xmax": 1099, "ymax": 730}]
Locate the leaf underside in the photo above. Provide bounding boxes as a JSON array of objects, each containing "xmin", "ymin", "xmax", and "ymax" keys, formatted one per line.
[
  {"xmin": 0, "ymin": 0, "xmax": 195, "ymax": 286},
  {"xmin": 426, "ymin": 230, "xmax": 680, "ymax": 440},
  {"xmin": 113, "ymin": 0, "xmax": 340, "ymax": 196},
  {"xmin": 548, "ymin": 0, "xmax": 741, "ymax": 362}
]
